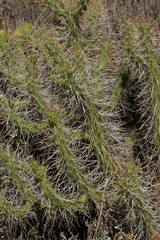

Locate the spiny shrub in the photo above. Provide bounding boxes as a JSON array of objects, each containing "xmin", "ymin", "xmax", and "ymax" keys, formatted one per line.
[
  {"xmin": 140, "ymin": 24, "xmax": 160, "ymax": 159},
  {"xmin": 115, "ymin": 21, "xmax": 160, "ymax": 170},
  {"xmin": 0, "ymin": 2, "xmax": 160, "ymax": 239},
  {"xmin": 108, "ymin": 20, "xmax": 160, "ymax": 239}
]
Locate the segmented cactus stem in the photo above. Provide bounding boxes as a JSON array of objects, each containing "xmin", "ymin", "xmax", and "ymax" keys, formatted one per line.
[
  {"xmin": 45, "ymin": 0, "xmax": 67, "ymax": 17},
  {"xmin": 0, "ymin": 97, "xmax": 47, "ymax": 134},
  {"xmin": 51, "ymin": 74, "xmax": 113, "ymax": 172},
  {"xmin": 140, "ymin": 25, "xmax": 160, "ymax": 155},
  {"xmin": 30, "ymin": 160, "xmax": 87, "ymax": 211},
  {"xmin": 27, "ymin": 78, "xmax": 101, "ymax": 204},
  {"xmin": 0, "ymin": 150, "xmax": 88, "ymax": 216},
  {"xmin": 0, "ymin": 150, "xmax": 35, "ymax": 218},
  {"xmin": 117, "ymin": 163, "xmax": 156, "ymax": 234}
]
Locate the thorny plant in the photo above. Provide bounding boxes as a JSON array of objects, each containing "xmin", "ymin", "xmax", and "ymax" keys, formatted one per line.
[{"xmin": 0, "ymin": 1, "xmax": 160, "ymax": 239}]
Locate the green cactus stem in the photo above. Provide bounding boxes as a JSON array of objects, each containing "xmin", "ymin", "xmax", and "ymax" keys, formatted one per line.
[
  {"xmin": 30, "ymin": 160, "xmax": 87, "ymax": 211},
  {"xmin": 140, "ymin": 24, "xmax": 160, "ymax": 153},
  {"xmin": 51, "ymin": 74, "xmax": 114, "ymax": 172},
  {"xmin": 74, "ymin": 0, "xmax": 89, "ymax": 22},
  {"xmin": 117, "ymin": 163, "xmax": 156, "ymax": 234},
  {"xmin": 0, "ymin": 150, "xmax": 35, "ymax": 218},
  {"xmin": 0, "ymin": 150, "xmax": 87, "ymax": 217},
  {"xmin": 28, "ymin": 78, "xmax": 48, "ymax": 114},
  {"xmin": 27, "ymin": 78, "xmax": 101, "ymax": 204},
  {"xmin": 45, "ymin": 0, "xmax": 90, "ymax": 40},
  {"xmin": 0, "ymin": 97, "xmax": 47, "ymax": 134},
  {"xmin": 91, "ymin": 41, "xmax": 110, "ymax": 99},
  {"xmin": 4, "ymin": 70, "xmax": 27, "ymax": 87},
  {"xmin": 45, "ymin": 0, "xmax": 67, "ymax": 17}
]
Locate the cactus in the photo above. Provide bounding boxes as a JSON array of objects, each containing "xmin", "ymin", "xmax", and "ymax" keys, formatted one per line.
[
  {"xmin": 91, "ymin": 41, "xmax": 110, "ymax": 99},
  {"xmin": 4, "ymin": 70, "xmax": 27, "ymax": 87},
  {"xmin": 117, "ymin": 163, "xmax": 156, "ymax": 236},
  {"xmin": 140, "ymin": 25, "xmax": 160, "ymax": 156},
  {"xmin": 47, "ymin": 40, "xmax": 113, "ymax": 171},
  {"xmin": 0, "ymin": 31, "xmax": 8, "ymax": 48},
  {"xmin": 112, "ymin": 22, "xmax": 143, "ymax": 107},
  {"xmin": 45, "ymin": 0, "xmax": 67, "ymax": 17},
  {"xmin": 80, "ymin": 0, "xmax": 99, "ymax": 44},
  {"xmin": 45, "ymin": 0, "xmax": 90, "ymax": 40},
  {"xmin": 53, "ymin": 117, "xmax": 101, "ymax": 204},
  {"xmin": 0, "ymin": 4, "xmax": 160, "ymax": 239},
  {"xmin": 30, "ymin": 160, "xmax": 87, "ymax": 211},
  {"xmin": 0, "ymin": 150, "xmax": 35, "ymax": 218},
  {"xmin": 0, "ymin": 97, "xmax": 47, "ymax": 134},
  {"xmin": 118, "ymin": 22, "xmax": 160, "ymax": 165},
  {"xmin": 74, "ymin": 0, "xmax": 89, "ymax": 21},
  {"xmin": 28, "ymin": 78, "xmax": 48, "ymax": 114},
  {"xmin": 50, "ymin": 73, "xmax": 113, "ymax": 172},
  {"xmin": 99, "ymin": 41, "xmax": 110, "ymax": 69},
  {"xmin": 0, "ymin": 150, "xmax": 87, "ymax": 217},
  {"xmin": 108, "ymin": 22, "xmax": 160, "ymax": 238},
  {"xmin": 27, "ymin": 77, "xmax": 101, "ymax": 204}
]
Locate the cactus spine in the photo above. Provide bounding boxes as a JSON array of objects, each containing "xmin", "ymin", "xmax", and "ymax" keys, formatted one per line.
[
  {"xmin": 0, "ymin": 1, "xmax": 159, "ymax": 238},
  {"xmin": 0, "ymin": 150, "xmax": 35, "ymax": 218},
  {"xmin": 27, "ymin": 77, "xmax": 101, "ymax": 204},
  {"xmin": 140, "ymin": 25, "xmax": 160, "ymax": 157}
]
